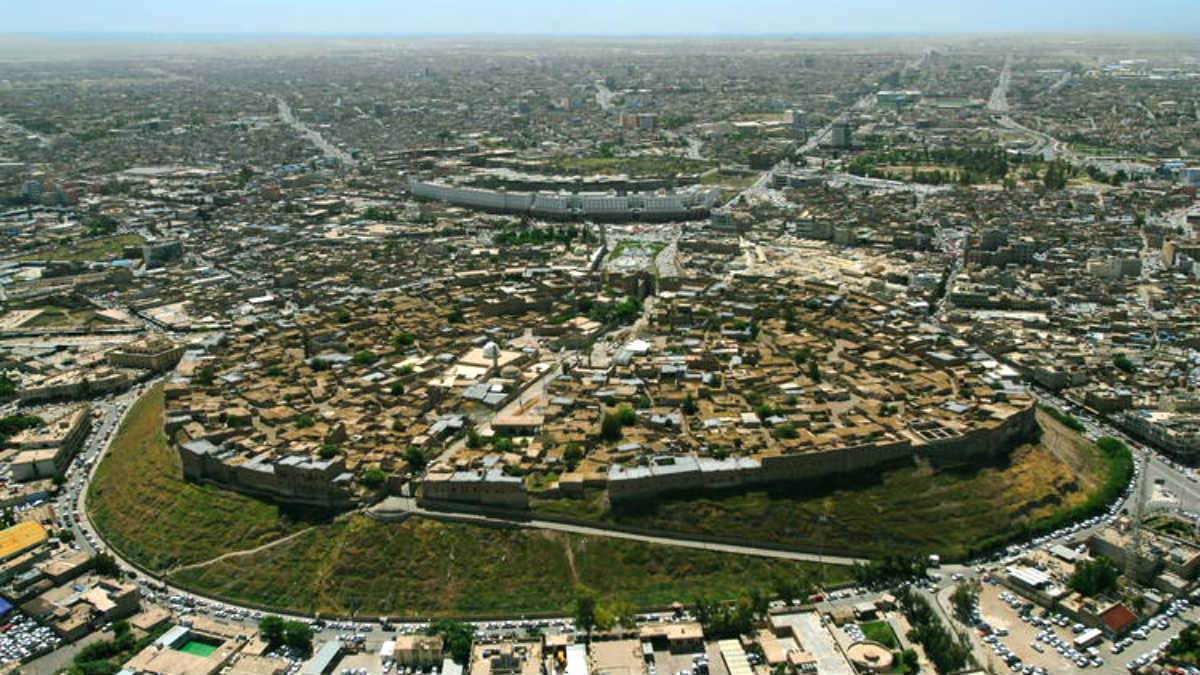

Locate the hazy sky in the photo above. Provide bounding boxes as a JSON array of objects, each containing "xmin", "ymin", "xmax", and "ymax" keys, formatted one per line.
[{"xmin": 7, "ymin": 0, "xmax": 1200, "ymax": 36}]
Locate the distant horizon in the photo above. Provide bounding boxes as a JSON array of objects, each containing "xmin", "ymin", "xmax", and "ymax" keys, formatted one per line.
[
  {"xmin": 6, "ymin": 30, "xmax": 1200, "ymax": 41},
  {"xmin": 5, "ymin": 1, "xmax": 1200, "ymax": 37}
]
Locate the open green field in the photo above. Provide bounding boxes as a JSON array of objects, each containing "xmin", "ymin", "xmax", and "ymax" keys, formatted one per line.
[
  {"xmin": 18, "ymin": 305, "xmax": 109, "ymax": 330},
  {"xmin": 699, "ymin": 172, "xmax": 758, "ymax": 188},
  {"xmin": 168, "ymin": 514, "xmax": 845, "ymax": 617},
  {"xmin": 87, "ymin": 384, "xmax": 313, "ymax": 571},
  {"xmin": 94, "ymin": 386, "xmax": 842, "ymax": 616},
  {"xmin": 17, "ymin": 233, "xmax": 144, "ymax": 262},
  {"xmin": 549, "ymin": 156, "xmax": 714, "ymax": 177},
  {"xmin": 1069, "ymin": 142, "xmax": 1121, "ymax": 156},
  {"xmin": 532, "ymin": 412, "xmax": 1115, "ymax": 560},
  {"xmin": 860, "ymin": 620, "xmax": 899, "ymax": 648}
]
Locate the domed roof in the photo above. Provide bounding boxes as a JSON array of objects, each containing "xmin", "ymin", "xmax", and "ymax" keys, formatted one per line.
[{"xmin": 482, "ymin": 341, "xmax": 502, "ymax": 359}]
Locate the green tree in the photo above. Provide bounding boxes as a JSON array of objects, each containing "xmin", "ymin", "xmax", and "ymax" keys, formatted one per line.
[
  {"xmin": 259, "ymin": 616, "xmax": 285, "ymax": 645},
  {"xmin": 573, "ymin": 592, "xmax": 599, "ymax": 643},
  {"xmin": 1069, "ymin": 556, "xmax": 1120, "ymax": 597},
  {"xmin": 360, "ymin": 468, "xmax": 387, "ymax": 488},
  {"xmin": 283, "ymin": 620, "xmax": 312, "ymax": 653},
  {"xmin": 194, "ymin": 366, "xmax": 216, "ymax": 386},
  {"xmin": 91, "ymin": 553, "xmax": 121, "ymax": 578},
  {"xmin": 1113, "ymin": 354, "xmax": 1136, "ymax": 373},
  {"xmin": 429, "ymin": 619, "xmax": 475, "ymax": 664},
  {"xmin": 404, "ymin": 446, "xmax": 427, "ymax": 472},
  {"xmin": 466, "ymin": 428, "xmax": 483, "ymax": 449},
  {"xmin": 616, "ymin": 406, "xmax": 637, "ymax": 426},
  {"xmin": 600, "ymin": 413, "xmax": 622, "ymax": 441},
  {"xmin": 774, "ymin": 424, "xmax": 799, "ymax": 440},
  {"xmin": 950, "ymin": 583, "xmax": 978, "ymax": 625},
  {"xmin": 682, "ymin": 395, "xmax": 698, "ymax": 416}
]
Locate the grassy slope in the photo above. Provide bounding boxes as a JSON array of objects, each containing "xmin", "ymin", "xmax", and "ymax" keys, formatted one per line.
[
  {"xmin": 96, "ymin": 386, "xmax": 842, "ymax": 615},
  {"xmin": 533, "ymin": 415, "xmax": 1110, "ymax": 560},
  {"xmin": 17, "ymin": 233, "xmax": 145, "ymax": 262},
  {"xmin": 87, "ymin": 384, "xmax": 311, "ymax": 571},
  {"xmin": 169, "ymin": 514, "xmax": 846, "ymax": 617}
]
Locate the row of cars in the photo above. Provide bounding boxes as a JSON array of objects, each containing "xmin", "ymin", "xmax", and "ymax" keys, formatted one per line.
[
  {"xmin": 1030, "ymin": 629, "xmax": 1105, "ymax": 670},
  {"xmin": 0, "ymin": 613, "xmax": 62, "ymax": 666},
  {"xmin": 1125, "ymin": 595, "xmax": 1196, "ymax": 671}
]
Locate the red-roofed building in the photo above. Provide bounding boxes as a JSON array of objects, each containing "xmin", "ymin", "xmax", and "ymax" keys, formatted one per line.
[{"xmin": 1099, "ymin": 603, "xmax": 1137, "ymax": 636}]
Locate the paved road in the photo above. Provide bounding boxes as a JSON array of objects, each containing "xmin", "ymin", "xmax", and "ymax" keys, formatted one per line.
[
  {"xmin": 595, "ymin": 82, "xmax": 616, "ymax": 111},
  {"xmin": 271, "ymin": 94, "xmax": 356, "ymax": 165},
  {"xmin": 987, "ymin": 54, "xmax": 1013, "ymax": 113},
  {"xmin": 368, "ymin": 496, "xmax": 869, "ymax": 566}
]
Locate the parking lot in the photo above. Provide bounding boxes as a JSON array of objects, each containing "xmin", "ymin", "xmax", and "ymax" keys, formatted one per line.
[
  {"xmin": 0, "ymin": 613, "xmax": 62, "ymax": 665},
  {"xmin": 975, "ymin": 583, "xmax": 1104, "ymax": 673},
  {"xmin": 971, "ymin": 579, "xmax": 1200, "ymax": 673}
]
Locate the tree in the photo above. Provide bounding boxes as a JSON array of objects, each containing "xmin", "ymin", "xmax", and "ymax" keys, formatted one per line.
[
  {"xmin": 600, "ymin": 413, "xmax": 623, "ymax": 441},
  {"xmin": 194, "ymin": 366, "xmax": 216, "ymax": 386},
  {"xmin": 808, "ymin": 359, "xmax": 821, "ymax": 383},
  {"xmin": 404, "ymin": 446, "xmax": 427, "ymax": 472},
  {"xmin": 616, "ymin": 406, "xmax": 637, "ymax": 426},
  {"xmin": 1132, "ymin": 595, "xmax": 1148, "ymax": 615},
  {"xmin": 429, "ymin": 619, "xmax": 475, "ymax": 664},
  {"xmin": 390, "ymin": 382, "xmax": 406, "ymax": 396},
  {"xmin": 295, "ymin": 414, "xmax": 315, "ymax": 429},
  {"xmin": 774, "ymin": 424, "xmax": 799, "ymax": 440},
  {"xmin": 0, "ymin": 414, "xmax": 44, "ymax": 442},
  {"xmin": 466, "ymin": 428, "xmax": 483, "ymax": 449},
  {"xmin": 259, "ymin": 616, "xmax": 285, "ymax": 645},
  {"xmin": 895, "ymin": 587, "xmax": 972, "ymax": 674},
  {"xmin": 682, "ymin": 395, "xmax": 698, "ymax": 416},
  {"xmin": 1113, "ymin": 354, "xmax": 1136, "ymax": 374},
  {"xmin": 1069, "ymin": 556, "xmax": 1120, "ymax": 597},
  {"xmin": 283, "ymin": 620, "xmax": 312, "ymax": 653},
  {"xmin": 950, "ymin": 582, "xmax": 978, "ymax": 625},
  {"xmin": 360, "ymin": 468, "xmax": 387, "ymax": 488},
  {"xmin": 393, "ymin": 333, "xmax": 416, "ymax": 348},
  {"xmin": 91, "ymin": 553, "xmax": 121, "ymax": 578},
  {"xmin": 353, "ymin": 350, "xmax": 378, "ymax": 365},
  {"xmin": 573, "ymin": 592, "xmax": 599, "ymax": 643},
  {"xmin": 610, "ymin": 600, "xmax": 638, "ymax": 629}
]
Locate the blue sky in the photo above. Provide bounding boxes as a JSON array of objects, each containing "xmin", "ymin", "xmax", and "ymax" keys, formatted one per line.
[{"xmin": 7, "ymin": 0, "xmax": 1200, "ymax": 35}]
